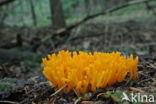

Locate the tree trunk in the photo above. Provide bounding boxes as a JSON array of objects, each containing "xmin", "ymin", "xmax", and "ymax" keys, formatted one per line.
[
  {"xmin": 84, "ymin": 0, "xmax": 90, "ymax": 15},
  {"xmin": 0, "ymin": 6, "xmax": 8, "ymax": 25},
  {"xmin": 93, "ymin": 0, "xmax": 98, "ymax": 6},
  {"xmin": 49, "ymin": 0, "xmax": 66, "ymax": 28},
  {"xmin": 29, "ymin": 0, "xmax": 37, "ymax": 26}
]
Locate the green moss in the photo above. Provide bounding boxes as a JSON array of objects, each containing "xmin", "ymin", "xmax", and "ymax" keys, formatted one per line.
[
  {"xmin": 1, "ymin": 78, "xmax": 18, "ymax": 83},
  {"xmin": 0, "ymin": 78, "xmax": 18, "ymax": 92},
  {"xmin": 0, "ymin": 82, "xmax": 14, "ymax": 92}
]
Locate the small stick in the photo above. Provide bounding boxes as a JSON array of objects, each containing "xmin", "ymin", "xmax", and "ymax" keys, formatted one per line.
[
  {"xmin": 138, "ymin": 78, "xmax": 153, "ymax": 85},
  {"xmin": 129, "ymin": 87, "xmax": 145, "ymax": 93},
  {"xmin": 74, "ymin": 97, "xmax": 82, "ymax": 104},
  {"xmin": 72, "ymin": 88, "xmax": 79, "ymax": 97},
  {"xmin": 0, "ymin": 101, "xmax": 18, "ymax": 104},
  {"xmin": 50, "ymin": 84, "xmax": 67, "ymax": 97}
]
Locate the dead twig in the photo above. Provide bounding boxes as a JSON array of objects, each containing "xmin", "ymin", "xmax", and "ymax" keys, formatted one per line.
[
  {"xmin": 74, "ymin": 97, "xmax": 82, "ymax": 104},
  {"xmin": 0, "ymin": 100, "xmax": 17, "ymax": 104},
  {"xmin": 129, "ymin": 87, "xmax": 145, "ymax": 93},
  {"xmin": 50, "ymin": 84, "xmax": 67, "ymax": 97},
  {"xmin": 137, "ymin": 78, "xmax": 153, "ymax": 85}
]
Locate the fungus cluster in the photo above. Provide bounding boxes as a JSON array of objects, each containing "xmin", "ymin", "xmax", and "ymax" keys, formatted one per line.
[{"xmin": 42, "ymin": 51, "xmax": 138, "ymax": 94}]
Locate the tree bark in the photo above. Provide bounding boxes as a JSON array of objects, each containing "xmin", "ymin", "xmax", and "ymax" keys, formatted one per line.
[
  {"xmin": 93, "ymin": 0, "xmax": 98, "ymax": 5},
  {"xmin": 84, "ymin": 0, "xmax": 90, "ymax": 15},
  {"xmin": 49, "ymin": 0, "xmax": 66, "ymax": 28},
  {"xmin": 29, "ymin": 0, "xmax": 37, "ymax": 26}
]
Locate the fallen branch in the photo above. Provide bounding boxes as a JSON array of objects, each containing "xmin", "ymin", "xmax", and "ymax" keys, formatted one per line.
[
  {"xmin": 0, "ymin": 100, "xmax": 17, "ymax": 104},
  {"xmin": 50, "ymin": 84, "xmax": 67, "ymax": 97},
  {"xmin": 41, "ymin": 0, "xmax": 155, "ymax": 43}
]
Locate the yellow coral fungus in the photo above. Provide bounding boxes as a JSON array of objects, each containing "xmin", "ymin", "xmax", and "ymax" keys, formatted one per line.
[{"xmin": 42, "ymin": 50, "xmax": 138, "ymax": 94}]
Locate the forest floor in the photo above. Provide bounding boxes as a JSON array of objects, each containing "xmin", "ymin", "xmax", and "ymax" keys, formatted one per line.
[{"xmin": 0, "ymin": 20, "xmax": 156, "ymax": 104}]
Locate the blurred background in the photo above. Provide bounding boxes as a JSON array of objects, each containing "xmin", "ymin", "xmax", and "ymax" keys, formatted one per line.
[
  {"xmin": 0, "ymin": 0, "xmax": 156, "ymax": 26},
  {"xmin": 0, "ymin": 0, "xmax": 156, "ymax": 103},
  {"xmin": 0, "ymin": 0, "xmax": 156, "ymax": 77}
]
